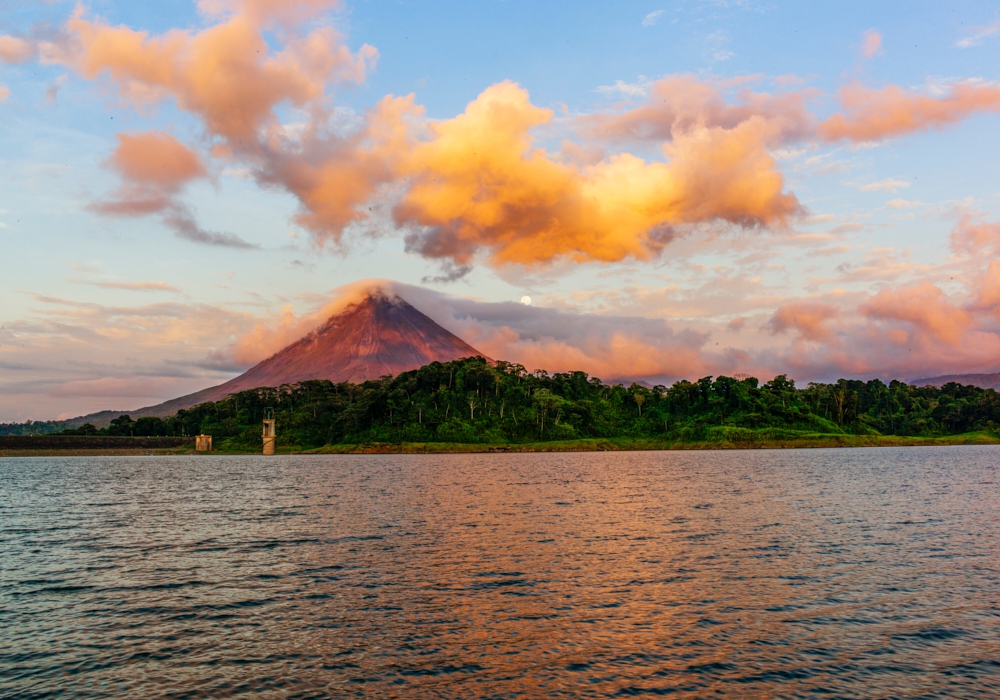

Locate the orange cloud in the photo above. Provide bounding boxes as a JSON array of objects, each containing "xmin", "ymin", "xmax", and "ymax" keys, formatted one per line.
[
  {"xmin": 32, "ymin": 2, "xmax": 1000, "ymax": 268},
  {"xmin": 767, "ymin": 302, "xmax": 839, "ymax": 341},
  {"xmin": 110, "ymin": 131, "xmax": 206, "ymax": 188},
  {"xmin": 0, "ymin": 85, "xmax": 9, "ymax": 103},
  {"xmin": 92, "ymin": 131, "xmax": 206, "ymax": 216},
  {"xmin": 0, "ymin": 35, "xmax": 35, "ymax": 63},
  {"xmin": 819, "ymin": 81, "xmax": 1000, "ymax": 142},
  {"xmin": 56, "ymin": 3, "xmax": 386, "ymax": 246},
  {"xmin": 263, "ymin": 94, "xmax": 423, "ymax": 240},
  {"xmin": 91, "ymin": 130, "xmax": 256, "ymax": 247},
  {"xmin": 63, "ymin": 5, "xmax": 376, "ymax": 146},
  {"xmin": 861, "ymin": 281, "xmax": 972, "ymax": 345},
  {"xmin": 394, "ymin": 81, "xmax": 800, "ymax": 265}
]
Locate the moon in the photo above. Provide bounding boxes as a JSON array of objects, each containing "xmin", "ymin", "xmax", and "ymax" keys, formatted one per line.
[{"xmin": 520, "ymin": 296, "xmax": 532, "ymax": 306}]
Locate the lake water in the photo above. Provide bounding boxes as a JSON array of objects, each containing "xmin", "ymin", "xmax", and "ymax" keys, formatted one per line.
[{"xmin": 1, "ymin": 448, "xmax": 999, "ymax": 698}]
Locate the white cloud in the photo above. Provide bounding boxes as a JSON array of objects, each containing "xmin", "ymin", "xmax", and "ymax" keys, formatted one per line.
[
  {"xmin": 847, "ymin": 178, "xmax": 911, "ymax": 193},
  {"xmin": 885, "ymin": 198, "xmax": 922, "ymax": 209},
  {"xmin": 90, "ymin": 280, "xmax": 182, "ymax": 292},
  {"xmin": 595, "ymin": 78, "xmax": 650, "ymax": 97},
  {"xmin": 222, "ymin": 167, "xmax": 253, "ymax": 179},
  {"xmin": 957, "ymin": 20, "xmax": 1000, "ymax": 48},
  {"xmin": 643, "ymin": 9, "xmax": 665, "ymax": 26}
]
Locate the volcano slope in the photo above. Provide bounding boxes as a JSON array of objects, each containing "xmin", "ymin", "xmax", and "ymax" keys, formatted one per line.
[{"xmin": 79, "ymin": 291, "xmax": 489, "ymax": 422}]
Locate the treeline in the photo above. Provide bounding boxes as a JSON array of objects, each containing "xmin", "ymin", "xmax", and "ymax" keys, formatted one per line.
[
  {"xmin": 55, "ymin": 357, "xmax": 1000, "ymax": 448},
  {"xmin": 0, "ymin": 420, "xmax": 70, "ymax": 436}
]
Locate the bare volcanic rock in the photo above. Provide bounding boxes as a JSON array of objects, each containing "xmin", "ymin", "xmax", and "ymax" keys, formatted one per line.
[
  {"xmin": 228, "ymin": 291, "xmax": 486, "ymax": 389},
  {"xmin": 90, "ymin": 291, "xmax": 487, "ymax": 421}
]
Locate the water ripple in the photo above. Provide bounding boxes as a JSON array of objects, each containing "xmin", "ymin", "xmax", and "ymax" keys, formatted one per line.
[{"xmin": 1, "ymin": 447, "xmax": 999, "ymax": 698}]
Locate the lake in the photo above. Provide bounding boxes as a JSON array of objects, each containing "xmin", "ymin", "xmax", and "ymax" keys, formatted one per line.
[{"xmin": 2, "ymin": 448, "xmax": 999, "ymax": 698}]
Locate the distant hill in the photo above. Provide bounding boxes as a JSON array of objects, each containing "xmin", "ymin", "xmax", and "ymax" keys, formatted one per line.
[
  {"xmin": 61, "ymin": 290, "xmax": 488, "ymax": 427},
  {"xmin": 910, "ymin": 373, "xmax": 1000, "ymax": 390}
]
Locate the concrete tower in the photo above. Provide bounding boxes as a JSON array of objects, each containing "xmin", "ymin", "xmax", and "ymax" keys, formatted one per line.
[{"xmin": 262, "ymin": 408, "xmax": 276, "ymax": 455}]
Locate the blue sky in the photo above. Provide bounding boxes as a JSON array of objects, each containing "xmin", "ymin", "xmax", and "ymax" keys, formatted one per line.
[{"xmin": 2, "ymin": 0, "xmax": 1000, "ymax": 421}]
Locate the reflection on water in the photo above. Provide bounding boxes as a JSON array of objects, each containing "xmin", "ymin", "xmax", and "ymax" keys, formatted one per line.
[{"xmin": 1, "ymin": 448, "xmax": 999, "ymax": 698}]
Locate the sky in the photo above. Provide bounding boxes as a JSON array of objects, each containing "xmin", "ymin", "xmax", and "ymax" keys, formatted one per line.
[{"xmin": 2, "ymin": 0, "xmax": 1000, "ymax": 422}]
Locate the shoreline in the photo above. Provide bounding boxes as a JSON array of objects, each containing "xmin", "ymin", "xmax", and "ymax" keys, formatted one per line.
[{"xmin": 3, "ymin": 433, "xmax": 999, "ymax": 456}]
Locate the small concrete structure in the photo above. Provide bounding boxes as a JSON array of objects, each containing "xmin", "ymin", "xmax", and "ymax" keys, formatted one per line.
[
  {"xmin": 262, "ymin": 419, "xmax": 276, "ymax": 455},
  {"xmin": 196, "ymin": 434, "xmax": 212, "ymax": 451}
]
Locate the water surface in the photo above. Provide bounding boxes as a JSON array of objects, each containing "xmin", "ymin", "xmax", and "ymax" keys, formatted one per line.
[{"xmin": 2, "ymin": 448, "xmax": 999, "ymax": 698}]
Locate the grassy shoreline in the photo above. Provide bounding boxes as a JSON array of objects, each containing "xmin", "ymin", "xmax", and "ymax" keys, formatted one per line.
[{"xmin": 3, "ymin": 432, "xmax": 999, "ymax": 456}]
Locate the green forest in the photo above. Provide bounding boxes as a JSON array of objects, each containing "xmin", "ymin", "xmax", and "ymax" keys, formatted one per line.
[{"xmin": 44, "ymin": 357, "xmax": 1000, "ymax": 449}]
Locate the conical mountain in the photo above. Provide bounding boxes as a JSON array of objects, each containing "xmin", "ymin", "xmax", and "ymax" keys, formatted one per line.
[
  {"xmin": 225, "ymin": 290, "xmax": 487, "ymax": 390},
  {"xmin": 95, "ymin": 291, "xmax": 488, "ymax": 420}
]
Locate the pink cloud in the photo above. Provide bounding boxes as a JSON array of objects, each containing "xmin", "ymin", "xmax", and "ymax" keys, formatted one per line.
[
  {"xmin": 861, "ymin": 30, "xmax": 882, "ymax": 58},
  {"xmin": 861, "ymin": 281, "xmax": 972, "ymax": 345},
  {"xmin": 820, "ymin": 81, "xmax": 1000, "ymax": 142},
  {"xmin": 767, "ymin": 302, "xmax": 839, "ymax": 341}
]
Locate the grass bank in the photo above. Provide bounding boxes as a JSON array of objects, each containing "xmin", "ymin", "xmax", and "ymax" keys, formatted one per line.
[
  {"xmin": 4, "ymin": 432, "xmax": 998, "ymax": 456},
  {"xmin": 301, "ymin": 431, "xmax": 1000, "ymax": 454}
]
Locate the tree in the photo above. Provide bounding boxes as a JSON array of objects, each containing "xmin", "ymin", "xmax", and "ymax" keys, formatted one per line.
[
  {"xmin": 533, "ymin": 389, "xmax": 566, "ymax": 436},
  {"xmin": 633, "ymin": 390, "xmax": 646, "ymax": 417}
]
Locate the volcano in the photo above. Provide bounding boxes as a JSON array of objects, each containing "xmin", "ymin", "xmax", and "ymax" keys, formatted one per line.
[{"xmin": 80, "ymin": 291, "xmax": 487, "ymax": 422}]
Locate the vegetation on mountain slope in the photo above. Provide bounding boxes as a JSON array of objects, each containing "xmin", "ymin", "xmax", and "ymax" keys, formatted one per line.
[{"xmin": 46, "ymin": 357, "xmax": 1000, "ymax": 449}]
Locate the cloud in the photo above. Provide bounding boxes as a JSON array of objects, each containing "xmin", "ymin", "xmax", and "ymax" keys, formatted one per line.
[
  {"xmin": 227, "ymin": 278, "xmax": 404, "ymax": 365},
  {"xmin": 394, "ymin": 81, "xmax": 801, "ymax": 266},
  {"xmin": 595, "ymin": 79, "xmax": 649, "ymax": 98},
  {"xmin": 957, "ymin": 20, "xmax": 1000, "ymax": 48},
  {"xmin": 819, "ymin": 81, "xmax": 1000, "ymax": 142},
  {"xmin": 849, "ymin": 178, "xmax": 910, "ymax": 193},
  {"xmin": 0, "ymin": 85, "xmax": 8, "ymax": 103},
  {"xmin": 198, "ymin": 0, "xmax": 344, "ymax": 25},
  {"xmin": 642, "ymin": 10, "xmax": 665, "ymax": 27},
  {"xmin": 48, "ymin": 377, "xmax": 185, "ymax": 399},
  {"xmin": 91, "ymin": 131, "xmax": 207, "ymax": 215},
  {"xmin": 89, "ymin": 280, "xmax": 182, "ymax": 292},
  {"xmin": 90, "ymin": 130, "xmax": 258, "ymax": 248},
  {"xmin": 0, "ymin": 296, "xmax": 262, "ymax": 420},
  {"xmin": 0, "ymin": 35, "xmax": 36, "ymax": 63},
  {"xmin": 422, "ymin": 262, "xmax": 473, "ymax": 284},
  {"xmin": 109, "ymin": 132, "xmax": 205, "ymax": 185},
  {"xmin": 161, "ymin": 205, "xmax": 260, "ymax": 248},
  {"xmin": 62, "ymin": 5, "xmax": 377, "ymax": 146},
  {"xmin": 767, "ymin": 302, "xmax": 839, "ymax": 341},
  {"xmin": 23, "ymin": 2, "xmax": 1000, "ymax": 272},
  {"xmin": 885, "ymin": 198, "xmax": 921, "ymax": 209},
  {"xmin": 54, "ymin": 3, "xmax": 391, "ymax": 247},
  {"xmin": 861, "ymin": 30, "xmax": 882, "ymax": 58},
  {"xmin": 257, "ymin": 279, "xmax": 997, "ymax": 385},
  {"xmin": 951, "ymin": 213, "xmax": 1000, "ymax": 255},
  {"xmin": 861, "ymin": 281, "xmax": 972, "ymax": 345},
  {"xmin": 583, "ymin": 74, "xmax": 817, "ymax": 144},
  {"xmin": 45, "ymin": 75, "xmax": 67, "ymax": 104}
]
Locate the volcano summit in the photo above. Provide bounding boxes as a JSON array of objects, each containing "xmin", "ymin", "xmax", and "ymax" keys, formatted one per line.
[{"xmin": 79, "ymin": 291, "xmax": 488, "ymax": 423}]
